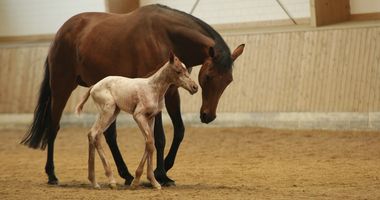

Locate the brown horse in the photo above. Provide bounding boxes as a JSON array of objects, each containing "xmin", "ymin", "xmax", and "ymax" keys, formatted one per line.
[{"xmin": 20, "ymin": 4, "xmax": 245, "ymax": 186}]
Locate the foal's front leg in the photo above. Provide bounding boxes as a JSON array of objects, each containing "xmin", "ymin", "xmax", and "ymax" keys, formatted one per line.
[
  {"xmin": 104, "ymin": 121, "xmax": 134, "ymax": 185},
  {"xmin": 132, "ymin": 114, "xmax": 161, "ymax": 190}
]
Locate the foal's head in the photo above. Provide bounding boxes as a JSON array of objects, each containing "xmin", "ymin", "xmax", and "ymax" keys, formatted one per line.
[{"xmin": 166, "ymin": 52, "xmax": 198, "ymax": 95}]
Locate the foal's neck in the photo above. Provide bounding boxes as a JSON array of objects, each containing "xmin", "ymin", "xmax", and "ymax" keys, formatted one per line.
[{"xmin": 148, "ymin": 63, "xmax": 172, "ymax": 97}]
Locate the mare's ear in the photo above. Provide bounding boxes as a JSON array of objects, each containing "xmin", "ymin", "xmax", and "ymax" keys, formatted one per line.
[
  {"xmin": 208, "ymin": 46, "xmax": 215, "ymax": 58},
  {"xmin": 231, "ymin": 44, "xmax": 245, "ymax": 61},
  {"xmin": 169, "ymin": 51, "xmax": 175, "ymax": 63}
]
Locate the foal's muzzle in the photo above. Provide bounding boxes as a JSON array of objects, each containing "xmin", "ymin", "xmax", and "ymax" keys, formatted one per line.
[{"xmin": 189, "ymin": 84, "xmax": 198, "ymax": 95}]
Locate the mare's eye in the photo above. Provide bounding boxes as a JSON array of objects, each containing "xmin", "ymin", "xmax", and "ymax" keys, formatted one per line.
[
  {"xmin": 205, "ymin": 75, "xmax": 212, "ymax": 81},
  {"xmin": 176, "ymin": 71, "xmax": 181, "ymax": 75}
]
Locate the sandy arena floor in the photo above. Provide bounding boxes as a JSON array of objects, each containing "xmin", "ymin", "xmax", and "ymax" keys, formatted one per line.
[{"xmin": 0, "ymin": 126, "xmax": 379, "ymax": 199}]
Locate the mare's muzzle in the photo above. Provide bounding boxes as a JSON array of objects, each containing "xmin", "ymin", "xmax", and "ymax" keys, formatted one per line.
[{"xmin": 200, "ymin": 110, "xmax": 216, "ymax": 124}]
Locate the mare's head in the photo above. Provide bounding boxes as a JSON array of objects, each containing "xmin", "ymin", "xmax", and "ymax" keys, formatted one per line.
[
  {"xmin": 167, "ymin": 52, "xmax": 198, "ymax": 95},
  {"xmin": 198, "ymin": 44, "xmax": 245, "ymax": 123}
]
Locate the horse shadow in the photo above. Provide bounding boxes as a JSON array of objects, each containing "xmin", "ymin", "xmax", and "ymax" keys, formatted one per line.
[{"xmin": 51, "ymin": 181, "xmax": 254, "ymax": 191}]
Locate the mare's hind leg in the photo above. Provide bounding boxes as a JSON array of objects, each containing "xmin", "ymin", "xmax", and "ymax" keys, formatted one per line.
[
  {"xmin": 104, "ymin": 121, "xmax": 134, "ymax": 185},
  {"xmin": 46, "ymin": 74, "xmax": 77, "ymax": 185}
]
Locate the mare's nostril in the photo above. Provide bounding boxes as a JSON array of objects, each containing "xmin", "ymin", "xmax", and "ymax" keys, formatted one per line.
[{"xmin": 201, "ymin": 112, "xmax": 207, "ymax": 119}]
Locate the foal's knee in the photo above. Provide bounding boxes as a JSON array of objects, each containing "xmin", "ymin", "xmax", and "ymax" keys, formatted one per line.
[
  {"xmin": 135, "ymin": 168, "xmax": 143, "ymax": 178},
  {"xmin": 146, "ymin": 140, "xmax": 155, "ymax": 153},
  {"xmin": 88, "ymin": 133, "xmax": 96, "ymax": 145}
]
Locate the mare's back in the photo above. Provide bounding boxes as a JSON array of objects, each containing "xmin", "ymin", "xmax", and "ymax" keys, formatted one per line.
[{"xmin": 53, "ymin": 5, "xmax": 176, "ymax": 85}]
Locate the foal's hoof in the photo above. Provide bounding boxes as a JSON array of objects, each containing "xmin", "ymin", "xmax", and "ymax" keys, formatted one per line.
[
  {"xmin": 93, "ymin": 184, "xmax": 101, "ymax": 189},
  {"xmin": 153, "ymin": 183, "xmax": 162, "ymax": 190},
  {"xmin": 130, "ymin": 180, "xmax": 139, "ymax": 190},
  {"xmin": 109, "ymin": 183, "xmax": 117, "ymax": 189}
]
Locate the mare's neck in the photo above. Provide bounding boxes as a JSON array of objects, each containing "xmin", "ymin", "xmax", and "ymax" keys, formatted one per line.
[
  {"xmin": 164, "ymin": 23, "xmax": 215, "ymax": 67},
  {"xmin": 147, "ymin": 64, "xmax": 172, "ymax": 97}
]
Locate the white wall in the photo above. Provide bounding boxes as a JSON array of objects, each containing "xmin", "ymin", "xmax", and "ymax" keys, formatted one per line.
[
  {"xmin": 0, "ymin": 0, "xmax": 106, "ymax": 36},
  {"xmin": 350, "ymin": 0, "xmax": 380, "ymax": 14},
  {"xmin": 140, "ymin": 0, "xmax": 310, "ymax": 25}
]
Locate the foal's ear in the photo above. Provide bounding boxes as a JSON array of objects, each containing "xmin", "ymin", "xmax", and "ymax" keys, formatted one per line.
[
  {"xmin": 169, "ymin": 51, "xmax": 175, "ymax": 63},
  {"xmin": 231, "ymin": 44, "xmax": 245, "ymax": 61}
]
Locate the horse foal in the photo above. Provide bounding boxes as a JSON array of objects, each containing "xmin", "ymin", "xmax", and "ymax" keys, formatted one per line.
[{"xmin": 76, "ymin": 53, "xmax": 198, "ymax": 189}]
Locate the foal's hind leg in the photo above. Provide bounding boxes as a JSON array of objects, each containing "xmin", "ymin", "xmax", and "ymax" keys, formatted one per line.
[
  {"xmin": 88, "ymin": 104, "xmax": 119, "ymax": 189},
  {"xmin": 88, "ymin": 133, "xmax": 99, "ymax": 189}
]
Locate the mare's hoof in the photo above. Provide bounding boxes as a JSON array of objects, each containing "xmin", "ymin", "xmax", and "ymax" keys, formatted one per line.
[
  {"xmin": 155, "ymin": 175, "xmax": 175, "ymax": 187},
  {"xmin": 47, "ymin": 177, "xmax": 59, "ymax": 185},
  {"xmin": 161, "ymin": 180, "xmax": 175, "ymax": 187},
  {"xmin": 124, "ymin": 177, "xmax": 134, "ymax": 186}
]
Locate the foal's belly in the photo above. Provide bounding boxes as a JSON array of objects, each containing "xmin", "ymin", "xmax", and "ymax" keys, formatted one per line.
[{"xmin": 113, "ymin": 93, "xmax": 137, "ymax": 114}]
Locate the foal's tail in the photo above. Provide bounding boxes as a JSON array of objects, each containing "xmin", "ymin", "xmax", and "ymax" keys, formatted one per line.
[
  {"xmin": 20, "ymin": 58, "xmax": 52, "ymax": 150},
  {"xmin": 75, "ymin": 87, "xmax": 92, "ymax": 115}
]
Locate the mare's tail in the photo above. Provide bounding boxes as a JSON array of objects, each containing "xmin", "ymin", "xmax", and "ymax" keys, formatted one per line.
[
  {"xmin": 75, "ymin": 87, "xmax": 92, "ymax": 115},
  {"xmin": 20, "ymin": 58, "xmax": 52, "ymax": 150}
]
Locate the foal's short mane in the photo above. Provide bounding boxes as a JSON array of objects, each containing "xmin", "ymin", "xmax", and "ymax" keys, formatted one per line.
[{"xmin": 156, "ymin": 4, "xmax": 233, "ymax": 70}]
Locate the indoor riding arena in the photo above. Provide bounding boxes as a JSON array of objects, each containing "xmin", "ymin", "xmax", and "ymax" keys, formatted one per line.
[{"xmin": 1, "ymin": 0, "xmax": 380, "ymax": 199}]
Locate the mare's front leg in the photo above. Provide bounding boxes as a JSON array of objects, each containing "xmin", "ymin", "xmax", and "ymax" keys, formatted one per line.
[
  {"xmin": 154, "ymin": 87, "xmax": 184, "ymax": 186},
  {"xmin": 165, "ymin": 88, "xmax": 185, "ymax": 171},
  {"xmin": 104, "ymin": 121, "xmax": 134, "ymax": 185},
  {"xmin": 153, "ymin": 112, "xmax": 174, "ymax": 186}
]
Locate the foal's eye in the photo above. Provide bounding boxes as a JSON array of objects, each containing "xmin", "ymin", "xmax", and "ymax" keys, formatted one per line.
[{"xmin": 176, "ymin": 71, "xmax": 181, "ymax": 75}]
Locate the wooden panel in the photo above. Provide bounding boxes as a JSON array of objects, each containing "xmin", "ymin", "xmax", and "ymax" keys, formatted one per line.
[
  {"xmin": 311, "ymin": 0, "xmax": 350, "ymax": 26},
  {"xmin": 0, "ymin": 34, "xmax": 54, "ymax": 44},
  {"xmin": 350, "ymin": 12, "xmax": 380, "ymax": 21},
  {"xmin": 106, "ymin": 0, "xmax": 139, "ymax": 13},
  {"xmin": 1, "ymin": 25, "xmax": 380, "ymax": 113}
]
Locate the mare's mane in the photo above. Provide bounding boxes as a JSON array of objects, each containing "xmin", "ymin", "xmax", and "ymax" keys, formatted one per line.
[{"xmin": 156, "ymin": 4, "xmax": 233, "ymax": 70}]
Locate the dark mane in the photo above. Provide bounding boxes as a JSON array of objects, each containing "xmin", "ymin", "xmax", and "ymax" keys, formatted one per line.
[{"xmin": 156, "ymin": 4, "xmax": 233, "ymax": 70}]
